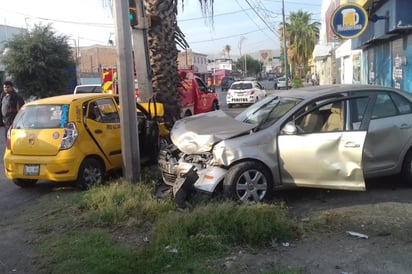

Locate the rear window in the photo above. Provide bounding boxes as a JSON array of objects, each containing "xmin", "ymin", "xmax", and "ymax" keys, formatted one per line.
[
  {"xmin": 231, "ymin": 83, "xmax": 253, "ymax": 90},
  {"xmin": 13, "ymin": 105, "xmax": 68, "ymax": 129},
  {"xmin": 74, "ymin": 85, "xmax": 102, "ymax": 93}
]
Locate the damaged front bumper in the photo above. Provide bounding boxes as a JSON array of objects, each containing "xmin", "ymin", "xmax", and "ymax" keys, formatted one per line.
[{"xmin": 158, "ymin": 146, "xmax": 227, "ymax": 196}]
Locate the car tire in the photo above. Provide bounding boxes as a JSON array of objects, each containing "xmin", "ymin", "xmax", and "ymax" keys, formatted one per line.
[
  {"xmin": 13, "ymin": 179, "xmax": 38, "ymax": 188},
  {"xmin": 401, "ymin": 150, "xmax": 412, "ymax": 186},
  {"xmin": 77, "ymin": 157, "xmax": 105, "ymax": 190},
  {"xmin": 223, "ymin": 161, "xmax": 273, "ymax": 203},
  {"xmin": 212, "ymin": 101, "xmax": 219, "ymax": 111}
]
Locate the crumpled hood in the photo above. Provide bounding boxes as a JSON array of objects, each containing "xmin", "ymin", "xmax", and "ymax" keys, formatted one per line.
[{"xmin": 171, "ymin": 110, "xmax": 255, "ymax": 154}]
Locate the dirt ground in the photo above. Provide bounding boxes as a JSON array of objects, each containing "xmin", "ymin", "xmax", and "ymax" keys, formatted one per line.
[{"xmin": 1, "ymin": 177, "xmax": 412, "ymax": 274}]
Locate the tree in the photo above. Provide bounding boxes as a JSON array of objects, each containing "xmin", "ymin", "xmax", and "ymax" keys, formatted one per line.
[
  {"xmin": 279, "ymin": 10, "xmax": 320, "ymax": 78},
  {"xmin": 3, "ymin": 24, "xmax": 75, "ymax": 99},
  {"xmin": 224, "ymin": 44, "xmax": 231, "ymax": 59},
  {"xmin": 140, "ymin": 0, "xmax": 214, "ymax": 123},
  {"xmin": 235, "ymin": 55, "xmax": 261, "ymax": 78},
  {"xmin": 104, "ymin": 0, "xmax": 214, "ymax": 124}
]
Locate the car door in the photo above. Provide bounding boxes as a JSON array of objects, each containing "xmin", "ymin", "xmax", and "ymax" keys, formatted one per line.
[
  {"xmin": 277, "ymin": 96, "xmax": 371, "ymax": 191},
  {"xmin": 359, "ymin": 91, "xmax": 412, "ymax": 175},
  {"xmin": 195, "ymin": 77, "xmax": 212, "ymax": 113},
  {"xmin": 84, "ymin": 98, "xmax": 122, "ymax": 168}
]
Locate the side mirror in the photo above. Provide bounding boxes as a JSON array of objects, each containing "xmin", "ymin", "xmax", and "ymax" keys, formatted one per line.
[{"xmin": 281, "ymin": 121, "xmax": 298, "ymax": 135}]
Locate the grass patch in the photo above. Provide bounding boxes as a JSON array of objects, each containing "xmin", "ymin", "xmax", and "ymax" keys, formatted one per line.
[{"xmin": 24, "ymin": 167, "xmax": 300, "ymax": 273}]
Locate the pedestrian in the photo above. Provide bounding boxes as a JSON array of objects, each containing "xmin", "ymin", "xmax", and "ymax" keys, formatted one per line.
[
  {"xmin": 0, "ymin": 89, "xmax": 5, "ymax": 127},
  {"xmin": 2, "ymin": 81, "xmax": 25, "ymax": 138}
]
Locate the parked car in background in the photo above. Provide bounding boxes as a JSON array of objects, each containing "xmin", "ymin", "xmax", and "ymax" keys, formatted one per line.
[
  {"xmin": 73, "ymin": 84, "xmax": 102, "ymax": 94},
  {"xmin": 159, "ymin": 85, "xmax": 412, "ymax": 204},
  {"xmin": 220, "ymin": 76, "xmax": 235, "ymax": 91},
  {"xmin": 4, "ymin": 93, "xmax": 165, "ymax": 190},
  {"xmin": 276, "ymin": 77, "xmax": 291, "ymax": 89},
  {"xmin": 226, "ymin": 80, "xmax": 266, "ymax": 108}
]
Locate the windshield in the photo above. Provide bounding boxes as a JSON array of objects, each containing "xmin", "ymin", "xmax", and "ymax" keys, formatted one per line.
[{"xmin": 235, "ymin": 95, "xmax": 301, "ymax": 127}]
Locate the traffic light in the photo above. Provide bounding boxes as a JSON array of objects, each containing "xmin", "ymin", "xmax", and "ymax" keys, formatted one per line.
[{"xmin": 129, "ymin": 0, "xmax": 138, "ymax": 28}]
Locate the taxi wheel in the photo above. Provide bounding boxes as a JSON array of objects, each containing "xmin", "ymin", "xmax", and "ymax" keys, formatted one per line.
[
  {"xmin": 223, "ymin": 161, "xmax": 273, "ymax": 203},
  {"xmin": 77, "ymin": 157, "xmax": 105, "ymax": 190},
  {"xmin": 13, "ymin": 179, "xmax": 38, "ymax": 188}
]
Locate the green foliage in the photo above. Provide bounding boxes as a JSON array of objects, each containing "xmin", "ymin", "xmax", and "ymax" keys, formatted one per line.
[
  {"xmin": 80, "ymin": 179, "xmax": 175, "ymax": 226},
  {"xmin": 134, "ymin": 202, "xmax": 298, "ymax": 273},
  {"xmin": 235, "ymin": 55, "xmax": 262, "ymax": 77},
  {"xmin": 291, "ymin": 77, "xmax": 303, "ymax": 88},
  {"xmin": 2, "ymin": 24, "xmax": 75, "ymax": 99},
  {"xmin": 41, "ymin": 230, "xmax": 140, "ymax": 274},
  {"xmin": 26, "ymin": 171, "xmax": 300, "ymax": 273}
]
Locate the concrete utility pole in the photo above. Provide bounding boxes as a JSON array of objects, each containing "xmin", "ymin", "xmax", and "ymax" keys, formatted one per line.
[
  {"xmin": 113, "ymin": 0, "xmax": 140, "ymax": 183},
  {"xmin": 131, "ymin": 0, "xmax": 153, "ymax": 102}
]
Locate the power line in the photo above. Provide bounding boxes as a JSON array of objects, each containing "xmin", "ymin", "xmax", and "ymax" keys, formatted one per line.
[{"xmin": 178, "ymin": 8, "xmax": 252, "ymax": 22}]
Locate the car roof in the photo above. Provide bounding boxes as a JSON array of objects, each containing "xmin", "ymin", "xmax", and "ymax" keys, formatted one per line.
[
  {"xmin": 273, "ymin": 84, "xmax": 412, "ymax": 100},
  {"xmin": 24, "ymin": 93, "xmax": 116, "ymax": 106},
  {"xmin": 232, "ymin": 80, "xmax": 256, "ymax": 84}
]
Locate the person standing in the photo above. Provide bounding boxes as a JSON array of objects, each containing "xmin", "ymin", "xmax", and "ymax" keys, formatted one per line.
[{"xmin": 2, "ymin": 81, "xmax": 25, "ymax": 138}]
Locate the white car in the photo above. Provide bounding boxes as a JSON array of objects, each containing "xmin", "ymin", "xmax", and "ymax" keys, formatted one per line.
[
  {"xmin": 276, "ymin": 77, "xmax": 291, "ymax": 89},
  {"xmin": 226, "ymin": 80, "xmax": 266, "ymax": 108}
]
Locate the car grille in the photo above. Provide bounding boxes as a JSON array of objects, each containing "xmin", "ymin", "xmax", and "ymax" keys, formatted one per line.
[
  {"xmin": 161, "ymin": 171, "xmax": 177, "ymax": 185},
  {"xmin": 158, "ymin": 151, "xmax": 178, "ymax": 185}
]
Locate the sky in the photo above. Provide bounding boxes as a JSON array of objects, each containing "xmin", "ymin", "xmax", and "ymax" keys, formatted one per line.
[{"xmin": 0, "ymin": 0, "xmax": 323, "ymax": 58}]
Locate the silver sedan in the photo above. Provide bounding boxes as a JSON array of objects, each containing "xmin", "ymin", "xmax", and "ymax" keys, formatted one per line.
[{"xmin": 159, "ymin": 85, "xmax": 412, "ymax": 203}]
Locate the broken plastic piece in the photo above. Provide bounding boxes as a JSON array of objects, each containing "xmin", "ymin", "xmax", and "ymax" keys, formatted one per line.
[{"xmin": 346, "ymin": 231, "xmax": 368, "ymax": 239}]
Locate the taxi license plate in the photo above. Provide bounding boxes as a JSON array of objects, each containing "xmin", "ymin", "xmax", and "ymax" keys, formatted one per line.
[{"xmin": 24, "ymin": 165, "xmax": 40, "ymax": 176}]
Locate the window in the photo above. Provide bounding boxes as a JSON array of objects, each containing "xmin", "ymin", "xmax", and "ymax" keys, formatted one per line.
[
  {"xmin": 88, "ymin": 99, "xmax": 119, "ymax": 123},
  {"xmin": 372, "ymin": 93, "xmax": 397, "ymax": 119},
  {"xmin": 13, "ymin": 105, "xmax": 64, "ymax": 129},
  {"xmin": 391, "ymin": 93, "xmax": 412, "ymax": 114}
]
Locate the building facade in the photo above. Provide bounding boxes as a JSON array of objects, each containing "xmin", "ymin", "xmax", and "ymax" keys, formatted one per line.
[
  {"xmin": 315, "ymin": 0, "xmax": 412, "ymax": 93},
  {"xmin": 0, "ymin": 24, "xmax": 25, "ymax": 84},
  {"xmin": 353, "ymin": 0, "xmax": 412, "ymax": 92},
  {"xmin": 177, "ymin": 49, "xmax": 208, "ymax": 73}
]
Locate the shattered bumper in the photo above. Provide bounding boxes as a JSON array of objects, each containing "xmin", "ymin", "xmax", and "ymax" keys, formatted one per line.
[{"xmin": 158, "ymin": 148, "xmax": 227, "ymax": 194}]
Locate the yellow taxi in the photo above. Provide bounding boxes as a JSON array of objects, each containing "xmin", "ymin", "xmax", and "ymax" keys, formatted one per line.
[{"xmin": 4, "ymin": 93, "xmax": 166, "ymax": 190}]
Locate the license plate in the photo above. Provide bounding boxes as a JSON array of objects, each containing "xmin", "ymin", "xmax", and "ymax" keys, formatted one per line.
[{"xmin": 24, "ymin": 164, "xmax": 40, "ymax": 176}]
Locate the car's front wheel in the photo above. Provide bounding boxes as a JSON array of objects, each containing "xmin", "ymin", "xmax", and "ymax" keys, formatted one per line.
[
  {"xmin": 77, "ymin": 157, "xmax": 105, "ymax": 190},
  {"xmin": 223, "ymin": 161, "xmax": 273, "ymax": 203},
  {"xmin": 401, "ymin": 150, "xmax": 412, "ymax": 186},
  {"xmin": 13, "ymin": 179, "xmax": 38, "ymax": 188}
]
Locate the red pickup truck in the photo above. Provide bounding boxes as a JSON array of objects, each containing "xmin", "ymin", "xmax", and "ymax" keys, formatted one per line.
[{"xmin": 178, "ymin": 69, "xmax": 219, "ymax": 117}]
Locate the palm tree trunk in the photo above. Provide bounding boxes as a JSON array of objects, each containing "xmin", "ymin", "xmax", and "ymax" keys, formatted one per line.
[{"xmin": 144, "ymin": 0, "xmax": 182, "ymax": 123}]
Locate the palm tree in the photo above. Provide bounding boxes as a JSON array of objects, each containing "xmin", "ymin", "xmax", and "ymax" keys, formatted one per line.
[
  {"xmin": 103, "ymin": 0, "xmax": 214, "ymax": 124},
  {"xmin": 224, "ymin": 44, "xmax": 231, "ymax": 59},
  {"xmin": 279, "ymin": 10, "xmax": 320, "ymax": 78}
]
